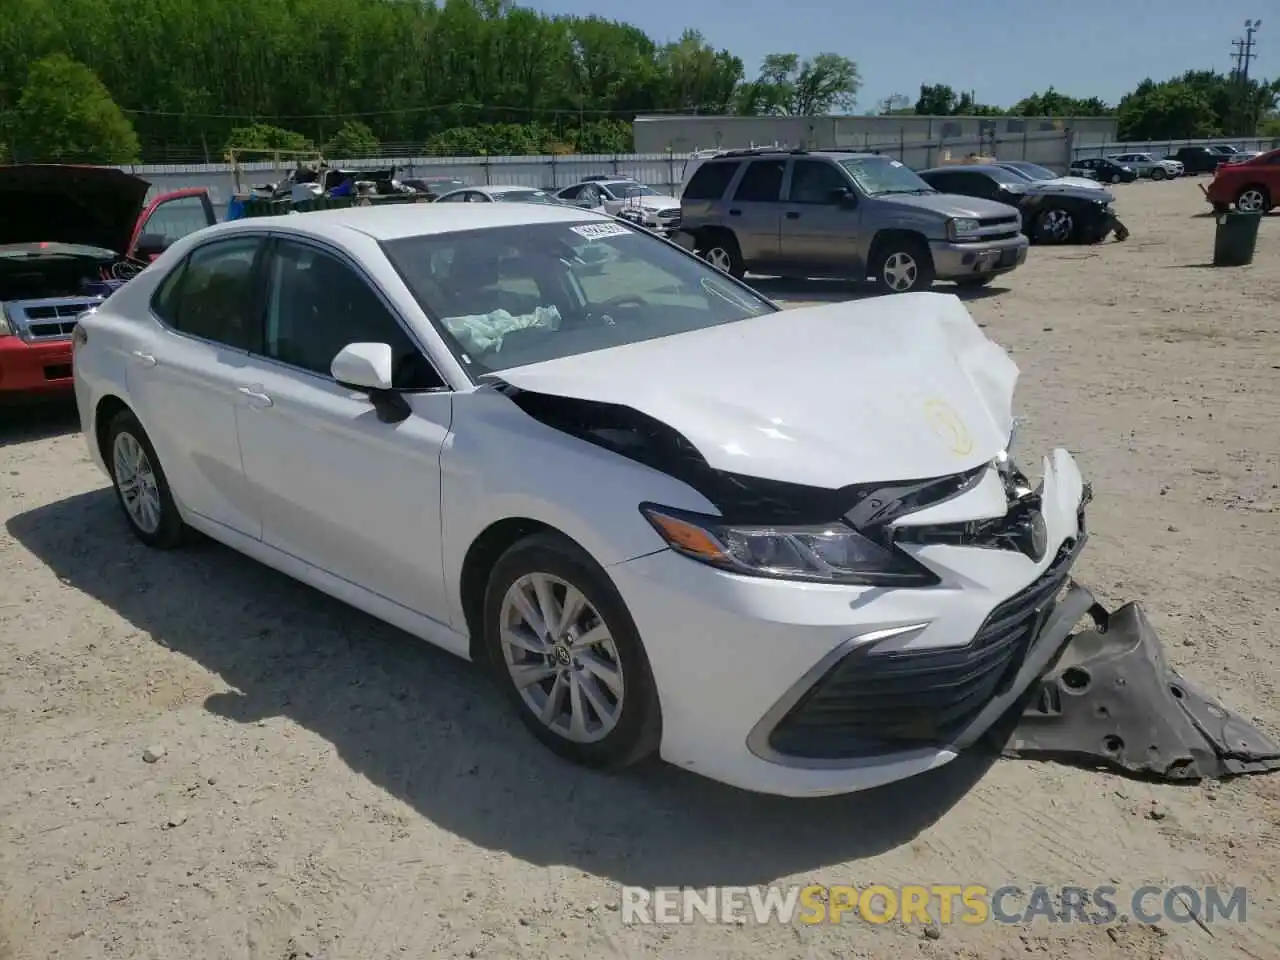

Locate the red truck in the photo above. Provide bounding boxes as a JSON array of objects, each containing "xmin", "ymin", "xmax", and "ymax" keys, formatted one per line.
[
  {"xmin": 0, "ymin": 165, "xmax": 216, "ymax": 400},
  {"xmin": 1203, "ymin": 147, "xmax": 1280, "ymax": 214}
]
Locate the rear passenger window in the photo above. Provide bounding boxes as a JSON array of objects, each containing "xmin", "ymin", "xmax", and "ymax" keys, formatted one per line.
[
  {"xmin": 733, "ymin": 160, "xmax": 785, "ymax": 202},
  {"xmin": 161, "ymin": 237, "xmax": 264, "ymax": 350},
  {"xmin": 684, "ymin": 161, "xmax": 738, "ymax": 200}
]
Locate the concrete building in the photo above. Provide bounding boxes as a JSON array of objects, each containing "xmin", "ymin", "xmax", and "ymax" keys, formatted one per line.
[{"xmin": 632, "ymin": 114, "xmax": 1120, "ymax": 155}]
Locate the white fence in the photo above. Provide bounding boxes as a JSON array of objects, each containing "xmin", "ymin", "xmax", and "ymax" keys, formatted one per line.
[
  {"xmin": 122, "ymin": 133, "xmax": 1278, "ymax": 217},
  {"xmin": 125, "ymin": 133, "xmax": 1070, "ymax": 217}
]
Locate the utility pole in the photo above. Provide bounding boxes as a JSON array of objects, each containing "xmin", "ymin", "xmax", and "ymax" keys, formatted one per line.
[{"xmin": 1231, "ymin": 19, "xmax": 1261, "ymax": 82}]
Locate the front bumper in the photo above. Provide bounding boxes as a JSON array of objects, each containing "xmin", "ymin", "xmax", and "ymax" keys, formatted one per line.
[
  {"xmin": 608, "ymin": 448, "xmax": 1088, "ymax": 797},
  {"xmin": 0, "ymin": 335, "xmax": 74, "ymax": 397},
  {"xmin": 930, "ymin": 233, "xmax": 1029, "ymax": 281}
]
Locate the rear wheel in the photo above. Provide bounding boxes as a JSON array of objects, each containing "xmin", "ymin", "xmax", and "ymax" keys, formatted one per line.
[
  {"xmin": 1109, "ymin": 172, "xmax": 1121, "ymax": 184},
  {"xmin": 1235, "ymin": 186, "xmax": 1270, "ymax": 213},
  {"xmin": 697, "ymin": 233, "xmax": 745, "ymax": 279},
  {"xmin": 870, "ymin": 236, "xmax": 935, "ymax": 293},
  {"xmin": 106, "ymin": 410, "xmax": 187, "ymax": 548}
]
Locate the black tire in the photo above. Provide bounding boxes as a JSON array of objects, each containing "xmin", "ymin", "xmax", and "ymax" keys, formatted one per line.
[
  {"xmin": 954, "ymin": 276, "xmax": 994, "ymax": 289},
  {"xmin": 1235, "ymin": 185, "xmax": 1271, "ymax": 213},
  {"xmin": 105, "ymin": 409, "xmax": 187, "ymax": 549},
  {"xmin": 697, "ymin": 232, "xmax": 745, "ymax": 279},
  {"xmin": 869, "ymin": 235, "xmax": 935, "ymax": 293},
  {"xmin": 1151, "ymin": 167, "xmax": 1167, "ymax": 181},
  {"xmin": 1033, "ymin": 207, "xmax": 1077, "ymax": 245},
  {"xmin": 1109, "ymin": 172, "xmax": 1121, "ymax": 184},
  {"xmin": 482, "ymin": 532, "xmax": 662, "ymax": 770}
]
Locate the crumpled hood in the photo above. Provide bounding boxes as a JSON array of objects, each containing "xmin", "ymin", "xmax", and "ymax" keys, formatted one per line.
[
  {"xmin": 1036, "ymin": 176, "xmax": 1107, "ymax": 191},
  {"xmin": 489, "ymin": 292, "xmax": 1018, "ymax": 488},
  {"xmin": 1022, "ymin": 181, "xmax": 1115, "ymax": 203},
  {"xmin": 0, "ymin": 165, "xmax": 149, "ymax": 254},
  {"xmin": 892, "ymin": 191, "xmax": 1020, "ymax": 220}
]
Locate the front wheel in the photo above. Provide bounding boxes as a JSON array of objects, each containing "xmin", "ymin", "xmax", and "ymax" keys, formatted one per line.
[
  {"xmin": 1151, "ymin": 167, "xmax": 1167, "ymax": 181},
  {"xmin": 870, "ymin": 237, "xmax": 935, "ymax": 293},
  {"xmin": 1033, "ymin": 207, "xmax": 1076, "ymax": 244},
  {"xmin": 483, "ymin": 532, "xmax": 662, "ymax": 770},
  {"xmin": 954, "ymin": 276, "xmax": 994, "ymax": 289},
  {"xmin": 1109, "ymin": 172, "xmax": 1121, "ymax": 184},
  {"xmin": 106, "ymin": 409, "xmax": 188, "ymax": 548}
]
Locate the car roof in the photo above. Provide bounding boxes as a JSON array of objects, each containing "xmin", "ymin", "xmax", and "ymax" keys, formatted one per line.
[
  {"xmin": 211, "ymin": 201, "xmax": 605, "ymax": 242},
  {"xmin": 479, "ymin": 184, "xmax": 544, "ymax": 195}
]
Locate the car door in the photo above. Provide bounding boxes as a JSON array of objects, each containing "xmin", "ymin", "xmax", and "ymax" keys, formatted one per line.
[
  {"xmin": 726, "ymin": 158, "xmax": 784, "ymax": 266},
  {"xmin": 232, "ymin": 236, "xmax": 454, "ymax": 619},
  {"xmin": 129, "ymin": 234, "xmax": 268, "ymax": 539},
  {"xmin": 779, "ymin": 158, "xmax": 861, "ymax": 275},
  {"xmin": 129, "ymin": 190, "xmax": 218, "ymax": 260}
]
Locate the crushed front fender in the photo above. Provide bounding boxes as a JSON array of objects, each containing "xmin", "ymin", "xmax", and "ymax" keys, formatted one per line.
[{"xmin": 1002, "ymin": 600, "xmax": 1280, "ymax": 780}]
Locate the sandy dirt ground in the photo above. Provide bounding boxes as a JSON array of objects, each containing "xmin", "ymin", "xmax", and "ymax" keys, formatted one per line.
[{"xmin": 1, "ymin": 178, "xmax": 1278, "ymax": 960}]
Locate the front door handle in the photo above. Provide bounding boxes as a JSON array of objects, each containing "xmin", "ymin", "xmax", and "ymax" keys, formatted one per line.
[
  {"xmin": 728, "ymin": 208, "xmax": 742, "ymax": 216},
  {"xmin": 785, "ymin": 211, "xmax": 800, "ymax": 219},
  {"xmin": 237, "ymin": 386, "xmax": 273, "ymax": 408},
  {"xmin": 131, "ymin": 350, "xmax": 157, "ymax": 366}
]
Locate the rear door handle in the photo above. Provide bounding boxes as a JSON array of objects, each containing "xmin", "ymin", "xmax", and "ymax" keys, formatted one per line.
[
  {"xmin": 728, "ymin": 208, "xmax": 742, "ymax": 216},
  {"xmin": 131, "ymin": 350, "xmax": 157, "ymax": 367},
  {"xmin": 237, "ymin": 386, "xmax": 273, "ymax": 408},
  {"xmin": 785, "ymin": 211, "xmax": 800, "ymax": 219}
]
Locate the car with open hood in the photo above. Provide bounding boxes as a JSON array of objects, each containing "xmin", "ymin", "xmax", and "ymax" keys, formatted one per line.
[
  {"xmin": 918, "ymin": 164, "xmax": 1122, "ymax": 245},
  {"xmin": 0, "ymin": 165, "xmax": 216, "ymax": 399},
  {"xmin": 71, "ymin": 201, "xmax": 1094, "ymax": 797}
]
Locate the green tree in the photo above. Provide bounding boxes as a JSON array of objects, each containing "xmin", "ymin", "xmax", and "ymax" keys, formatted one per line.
[
  {"xmin": 13, "ymin": 53, "xmax": 139, "ymax": 163},
  {"xmin": 324, "ymin": 120, "xmax": 380, "ymax": 158},
  {"xmin": 1115, "ymin": 80, "xmax": 1219, "ymax": 139},
  {"xmin": 224, "ymin": 123, "xmax": 316, "ymax": 155},
  {"xmin": 738, "ymin": 53, "xmax": 860, "ymax": 116},
  {"xmin": 1010, "ymin": 88, "xmax": 1110, "ymax": 117},
  {"xmin": 914, "ymin": 83, "xmax": 958, "ymax": 115}
]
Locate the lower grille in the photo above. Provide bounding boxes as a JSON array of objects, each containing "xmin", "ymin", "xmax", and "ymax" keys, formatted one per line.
[{"xmin": 766, "ymin": 537, "xmax": 1083, "ymax": 760}]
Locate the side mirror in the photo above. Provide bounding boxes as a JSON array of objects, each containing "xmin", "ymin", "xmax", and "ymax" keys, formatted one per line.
[
  {"xmin": 332, "ymin": 342, "xmax": 394, "ymax": 390},
  {"xmin": 831, "ymin": 188, "xmax": 857, "ymax": 208},
  {"xmin": 332, "ymin": 342, "xmax": 412, "ymax": 424},
  {"xmin": 134, "ymin": 233, "xmax": 170, "ymax": 259}
]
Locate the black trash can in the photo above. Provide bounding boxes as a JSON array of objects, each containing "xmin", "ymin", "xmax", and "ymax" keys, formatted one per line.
[{"xmin": 1213, "ymin": 211, "xmax": 1263, "ymax": 267}]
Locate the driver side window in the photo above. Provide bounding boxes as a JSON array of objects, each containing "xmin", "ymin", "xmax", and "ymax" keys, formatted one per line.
[
  {"xmin": 788, "ymin": 160, "xmax": 849, "ymax": 204},
  {"xmin": 261, "ymin": 240, "xmax": 444, "ymax": 389}
]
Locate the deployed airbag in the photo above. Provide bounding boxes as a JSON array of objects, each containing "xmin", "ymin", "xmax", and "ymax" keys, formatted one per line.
[{"xmin": 442, "ymin": 305, "xmax": 561, "ymax": 356}]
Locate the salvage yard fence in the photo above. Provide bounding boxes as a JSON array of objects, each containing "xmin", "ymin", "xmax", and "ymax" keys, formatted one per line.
[{"xmin": 119, "ymin": 135, "xmax": 1280, "ymax": 218}]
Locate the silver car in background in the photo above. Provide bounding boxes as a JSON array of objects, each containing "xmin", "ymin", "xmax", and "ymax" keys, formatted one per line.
[{"xmin": 1109, "ymin": 153, "xmax": 1181, "ymax": 180}]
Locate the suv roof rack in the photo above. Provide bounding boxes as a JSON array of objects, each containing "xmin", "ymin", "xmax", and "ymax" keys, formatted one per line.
[{"xmin": 708, "ymin": 147, "xmax": 879, "ymax": 159}]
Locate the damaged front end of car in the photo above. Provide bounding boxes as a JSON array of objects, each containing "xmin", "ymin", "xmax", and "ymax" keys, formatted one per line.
[{"xmin": 494, "ymin": 379, "xmax": 1280, "ymax": 784}]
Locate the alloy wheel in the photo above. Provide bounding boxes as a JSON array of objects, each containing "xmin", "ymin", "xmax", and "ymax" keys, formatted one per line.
[
  {"xmin": 1039, "ymin": 209, "xmax": 1074, "ymax": 243},
  {"xmin": 1237, "ymin": 189, "xmax": 1267, "ymax": 213},
  {"xmin": 881, "ymin": 251, "xmax": 918, "ymax": 292},
  {"xmin": 499, "ymin": 572, "xmax": 625, "ymax": 744},
  {"xmin": 704, "ymin": 246, "xmax": 733, "ymax": 273},
  {"xmin": 112, "ymin": 431, "xmax": 163, "ymax": 534}
]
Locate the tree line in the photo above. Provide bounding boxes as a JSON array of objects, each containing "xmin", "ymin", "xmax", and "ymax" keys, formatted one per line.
[{"xmin": 0, "ymin": 0, "xmax": 1276, "ymax": 164}]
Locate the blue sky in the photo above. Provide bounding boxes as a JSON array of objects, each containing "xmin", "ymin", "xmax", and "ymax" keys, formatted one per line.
[{"xmin": 527, "ymin": 0, "xmax": 1267, "ymax": 110}]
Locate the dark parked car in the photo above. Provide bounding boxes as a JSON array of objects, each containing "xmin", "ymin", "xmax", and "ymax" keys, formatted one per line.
[
  {"xmin": 1067, "ymin": 157, "xmax": 1138, "ymax": 184},
  {"xmin": 1164, "ymin": 146, "xmax": 1223, "ymax": 175},
  {"xmin": 918, "ymin": 164, "xmax": 1124, "ymax": 244}
]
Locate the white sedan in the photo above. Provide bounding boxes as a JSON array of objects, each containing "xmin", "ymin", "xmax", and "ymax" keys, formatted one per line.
[
  {"xmin": 71, "ymin": 203, "xmax": 1089, "ymax": 797},
  {"xmin": 433, "ymin": 184, "xmax": 563, "ymax": 205}
]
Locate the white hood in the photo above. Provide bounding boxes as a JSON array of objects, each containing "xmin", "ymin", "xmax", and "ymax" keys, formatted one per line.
[{"xmin": 490, "ymin": 292, "xmax": 1018, "ymax": 488}]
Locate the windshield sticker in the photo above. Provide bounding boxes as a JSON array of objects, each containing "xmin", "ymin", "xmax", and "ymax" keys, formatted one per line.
[
  {"xmin": 569, "ymin": 222, "xmax": 631, "ymax": 241},
  {"xmin": 889, "ymin": 160, "xmax": 904, "ymax": 167}
]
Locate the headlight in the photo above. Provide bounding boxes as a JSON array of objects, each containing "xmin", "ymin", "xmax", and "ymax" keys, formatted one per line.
[
  {"xmin": 947, "ymin": 217, "xmax": 981, "ymax": 241},
  {"xmin": 639, "ymin": 504, "xmax": 937, "ymax": 586}
]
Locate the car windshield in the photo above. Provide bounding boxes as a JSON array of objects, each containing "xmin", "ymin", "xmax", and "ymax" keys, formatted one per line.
[
  {"xmin": 494, "ymin": 189, "xmax": 558, "ymax": 204},
  {"xmin": 608, "ymin": 183, "xmax": 663, "ymax": 198},
  {"xmin": 381, "ymin": 221, "xmax": 776, "ymax": 376},
  {"xmin": 1005, "ymin": 162, "xmax": 1058, "ymax": 181},
  {"xmin": 839, "ymin": 158, "xmax": 935, "ymax": 196}
]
